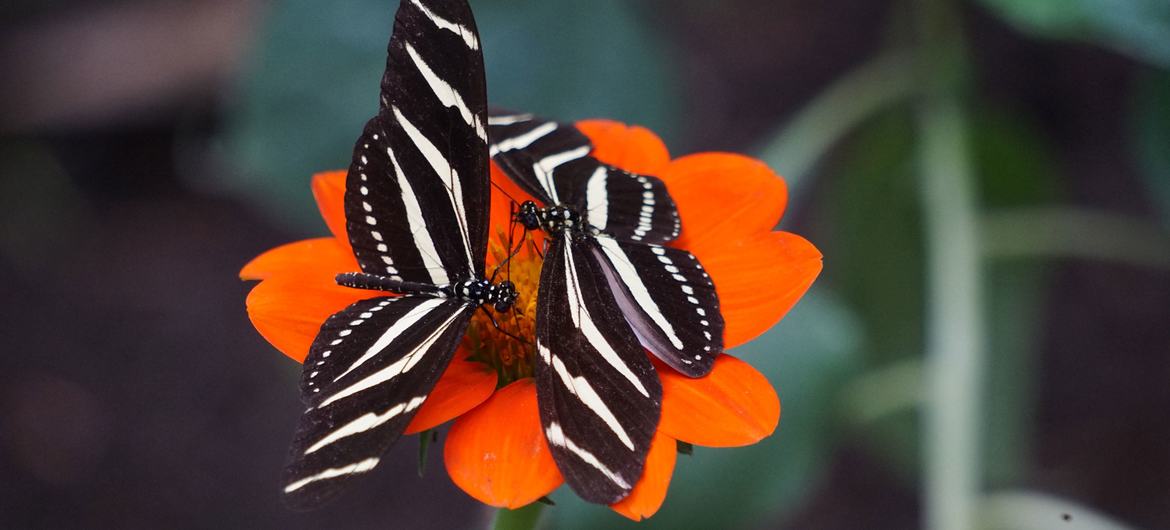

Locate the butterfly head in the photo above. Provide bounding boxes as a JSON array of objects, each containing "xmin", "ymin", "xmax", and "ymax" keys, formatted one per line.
[
  {"xmin": 488, "ymin": 280, "xmax": 518, "ymax": 312},
  {"xmin": 516, "ymin": 200, "xmax": 542, "ymax": 231}
]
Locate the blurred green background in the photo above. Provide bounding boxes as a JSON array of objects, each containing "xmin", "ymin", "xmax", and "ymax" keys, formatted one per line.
[{"xmin": 2, "ymin": 0, "xmax": 1168, "ymax": 529}]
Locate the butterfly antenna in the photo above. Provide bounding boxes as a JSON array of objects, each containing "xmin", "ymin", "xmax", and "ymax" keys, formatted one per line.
[
  {"xmin": 507, "ymin": 202, "xmax": 528, "ymax": 257},
  {"xmin": 506, "ymin": 203, "xmax": 517, "ymax": 283},
  {"xmin": 491, "ymin": 232, "xmax": 523, "ymax": 281},
  {"xmin": 490, "ymin": 179, "xmax": 522, "ymax": 205}
]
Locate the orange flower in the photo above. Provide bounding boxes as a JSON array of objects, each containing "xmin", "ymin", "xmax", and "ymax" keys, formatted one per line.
[{"xmin": 241, "ymin": 120, "xmax": 822, "ymax": 520}]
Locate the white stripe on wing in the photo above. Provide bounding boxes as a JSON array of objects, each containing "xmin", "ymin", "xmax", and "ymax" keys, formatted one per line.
[
  {"xmin": 595, "ymin": 237, "xmax": 684, "ymax": 350},
  {"xmin": 408, "ymin": 0, "xmax": 479, "ymax": 50},
  {"xmin": 544, "ymin": 422, "xmax": 631, "ymax": 489},
  {"xmin": 284, "ymin": 458, "xmax": 380, "ymax": 493},
  {"xmin": 392, "ymin": 106, "xmax": 475, "ymax": 277},
  {"xmin": 304, "ymin": 395, "xmax": 427, "ymax": 455},
  {"xmin": 385, "ymin": 141, "xmax": 451, "ymax": 285},
  {"xmin": 318, "ymin": 305, "xmax": 466, "ymax": 408},
  {"xmin": 585, "ymin": 165, "xmax": 609, "ymax": 232},
  {"xmin": 561, "ymin": 239, "xmax": 650, "ymax": 397},
  {"xmin": 547, "ymin": 353, "xmax": 635, "ymax": 450},
  {"xmin": 403, "ymin": 42, "xmax": 485, "ymax": 141}
]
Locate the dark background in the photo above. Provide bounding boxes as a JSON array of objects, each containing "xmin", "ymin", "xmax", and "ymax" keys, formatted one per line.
[{"xmin": 2, "ymin": 0, "xmax": 1169, "ymax": 528}]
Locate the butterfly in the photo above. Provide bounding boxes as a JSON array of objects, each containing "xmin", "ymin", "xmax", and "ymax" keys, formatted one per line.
[
  {"xmin": 280, "ymin": 0, "xmax": 513, "ymax": 509},
  {"xmin": 486, "ymin": 111, "xmax": 726, "ymax": 503}
]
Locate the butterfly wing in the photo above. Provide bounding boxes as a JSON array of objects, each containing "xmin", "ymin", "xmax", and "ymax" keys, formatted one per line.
[
  {"xmin": 285, "ymin": 0, "xmax": 488, "ymax": 508},
  {"xmin": 285, "ymin": 296, "xmax": 474, "ymax": 508},
  {"xmin": 554, "ymin": 157, "xmax": 681, "ymax": 244},
  {"xmin": 592, "ymin": 237, "xmax": 724, "ymax": 376},
  {"xmin": 487, "ymin": 108, "xmax": 592, "ymax": 205},
  {"xmin": 346, "ymin": 0, "xmax": 490, "ymax": 285},
  {"xmin": 535, "ymin": 236, "xmax": 662, "ymax": 504}
]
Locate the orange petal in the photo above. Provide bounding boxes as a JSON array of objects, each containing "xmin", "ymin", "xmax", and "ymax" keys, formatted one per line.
[
  {"xmin": 245, "ymin": 275, "xmax": 367, "ymax": 363},
  {"xmin": 486, "ymin": 163, "xmax": 545, "ymax": 267},
  {"xmin": 576, "ymin": 119, "xmax": 671, "ymax": 176},
  {"xmin": 405, "ymin": 354, "xmax": 497, "ymax": 434},
  {"xmin": 488, "ymin": 166, "xmax": 514, "ymax": 244},
  {"xmin": 697, "ymin": 231, "xmax": 822, "ymax": 348},
  {"xmin": 660, "ymin": 153, "xmax": 788, "ymax": 251},
  {"xmin": 444, "ymin": 379, "xmax": 563, "ymax": 508},
  {"xmin": 658, "ymin": 355, "xmax": 780, "ymax": 447},
  {"xmin": 610, "ymin": 430, "xmax": 677, "ymax": 521},
  {"xmin": 312, "ymin": 170, "xmax": 349, "ymax": 243},
  {"xmin": 239, "ymin": 237, "xmax": 358, "ymax": 281}
]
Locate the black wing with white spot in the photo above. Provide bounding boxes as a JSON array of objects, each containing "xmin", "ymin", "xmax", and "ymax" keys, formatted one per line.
[
  {"xmin": 346, "ymin": 0, "xmax": 489, "ymax": 285},
  {"xmin": 535, "ymin": 236, "xmax": 662, "ymax": 504},
  {"xmin": 553, "ymin": 157, "xmax": 681, "ymax": 245},
  {"xmin": 286, "ymin": 296, "xmax": 474, "ymax": 509},
  {"xmin": 593, "ymin": 238, "xmax": 723, "ymax": 377},
  {"xmin": 487, "ymin": 108, "xmax": 592, "ymax": 205}
]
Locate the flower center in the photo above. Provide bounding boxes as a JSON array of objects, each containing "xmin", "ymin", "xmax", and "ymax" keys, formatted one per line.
[{"xmin": 462, "ymin": 231, "xmax": 542, "ymax": 385}]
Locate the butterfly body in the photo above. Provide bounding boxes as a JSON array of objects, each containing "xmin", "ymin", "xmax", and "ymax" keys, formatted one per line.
[
  {"xmin": 517, "ymin": 199, "xmax": 595, "ymax": 235},
  {"xmin": 335, "ymin": 272, "xmax": 517, "ymax": 312}
]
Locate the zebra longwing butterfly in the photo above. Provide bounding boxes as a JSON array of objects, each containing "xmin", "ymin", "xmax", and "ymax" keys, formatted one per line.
[
  {"xmin": 281, "ymin": 0, "xmax": 512, "ymax": 509},
  {"xmin": 487, "ymin": 111, "xmax": 726, "ymax": 503}
]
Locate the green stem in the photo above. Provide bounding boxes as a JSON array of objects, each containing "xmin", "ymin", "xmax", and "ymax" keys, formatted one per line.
[
  {"xmin": 491, "ymin": 503, "xmax": 545, "ymax": 530},
  {"xmin": 913, "ymin": 0, "xmax": 981, "ymax": 528}
]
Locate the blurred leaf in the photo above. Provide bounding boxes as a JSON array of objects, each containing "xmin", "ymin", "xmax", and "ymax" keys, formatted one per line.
[
  {"xmin": 477, "ymin": 0, "xmax": 680, "ymax": 139},
  {"xmin": 839, "ymin": 358, "xmax": 921, "ymax": 425},
  {"xmin": 976, "ymin": 0, "xmax": 1170, "ymax": 68},
  {"xmin": 545, "ymin": 287, "xmax": 861, "ymax": 529},
  {"xmin": 819, "ymin": 106, "xmax": 925, "ymax": 476},
  {"xmin": 981, "ymin": 263, "xmax": 1047, "ymax": 486},
  {"xmin": 1133, "ymin": 69, "xmax": 1170, "ymax": 228},
  {"xmin": 222, "ymin": 0, "xmax": 679, "ymax": 232},
  {"xmin": 823, "ymin": 108, "xmax": 924, "ymax": 368},
  {"xmin": 970, "ymin": 109, "xmax": 1062, "ymax": 487},
  {"xmin": 972, "ymin": 110, "xmax": 1063, "ymax": 209},
  {"xmin": 0, "ymin": 142, "xmax": 92, "ymax": 274},
  {"xmin": 492, "ymin": 503, "xmax": 546, "ymax": 530},
  {"xmin": 980, "ymin": 490, "xmax": 1137, "ymax": 530},
  {"xmin": 756, "ymin": 50, "xmax": 915, "ymax": 211}
]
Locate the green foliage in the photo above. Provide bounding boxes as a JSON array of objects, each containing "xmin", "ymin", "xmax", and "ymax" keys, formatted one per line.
[
  {"xmin": 816, "ymin": 107, "xmax": 925, "ymax": 477},
  {"xmin": 1133, "ymin": 69, "xmax": 1170, "ymax": 228},
  {"xmin": 971, "ymin": 109, "xmax": 1063, "ymax": 486},
  {"xmin": 977, "ymin": 0, "xmax": 1170, "ymax": 67},
  {"xmin": 823, "ymin": 102, "xmax": 1065, "ymax": 486}
]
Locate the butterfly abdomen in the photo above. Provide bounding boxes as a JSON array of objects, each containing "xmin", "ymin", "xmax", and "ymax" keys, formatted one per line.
[{"xmin": 335, "ymin": 272, "xmax": 442, "ymax": 295}]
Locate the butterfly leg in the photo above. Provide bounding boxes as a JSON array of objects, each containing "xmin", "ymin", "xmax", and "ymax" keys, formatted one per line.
[{"xmin": 478, "ymin": 305, "xmax": 532, "ymax": 346}]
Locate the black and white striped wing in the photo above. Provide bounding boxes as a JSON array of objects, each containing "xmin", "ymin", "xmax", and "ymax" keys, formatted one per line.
[
  {"xmin": 346, "ymin": 0, "xmax": 489, "ymax": 285},
  {"xmin": 535, "ymin": 236, "xmax": 662, "ymax": 504},
  {"xmin": 487, "ymin": 108, "xmax": 592, "ymax": 205},
  {"xmin": 285, "ymin": 296, "xmax": 474, "ymax": 508},
  {"xmin": 554, "ymin": 157, "xmax": 681, "ymax": 244},
  {"xmin": 593, "ymin": 237, "xmax": 724, "ymax": 377}
]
